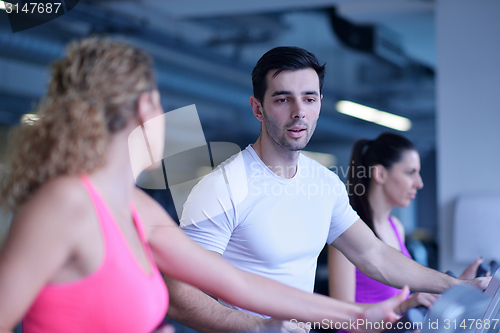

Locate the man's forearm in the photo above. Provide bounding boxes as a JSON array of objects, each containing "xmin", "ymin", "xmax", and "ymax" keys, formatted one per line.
[
  {"xmin": 164, "ymin": 276, "xmax": 269, "ymax": 333},
  {"xmin": 360, "ymin": 242, "xmax": 458, "ymax": 293},
  {"xmin": 333, "ymin": 220, "xmax": 462, "ymax": 294}
]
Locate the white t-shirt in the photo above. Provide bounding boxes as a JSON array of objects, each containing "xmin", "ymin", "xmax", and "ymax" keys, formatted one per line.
[{"xmin": 181, "ymin": 145, "xmax": 359, "ymax": 294}]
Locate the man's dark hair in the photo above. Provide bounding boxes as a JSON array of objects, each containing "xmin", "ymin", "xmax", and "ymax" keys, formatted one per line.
[{"xmin": 251, "ymin": 46, "xmax": 326, "ymax": 104}]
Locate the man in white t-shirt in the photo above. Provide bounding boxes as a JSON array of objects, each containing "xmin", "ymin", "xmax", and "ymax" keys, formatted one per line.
[
  {"xmin": 165, "ymin": 46, "xmax": 489, "ymax": 333},
  {"xmin": 181, "ymin": 144, "xmax": 359, "ymax": 299}
]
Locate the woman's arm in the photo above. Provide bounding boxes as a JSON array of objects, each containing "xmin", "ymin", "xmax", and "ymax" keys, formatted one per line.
[
  {"xmin": 328, "ymin": 244, "xmax": 356, "ymax": 302},
  {"xmin": 151, "ymin": 219, "xmax": 405, "ymax": 327},
  {"xmin": 165, "ymin": 275, "xmax": 303, "ymax": 333},
  {"xmin": 0, "ymin": 178, "xmax": 87, "ymax": 331},
  {"xmin": 134, "ymin": 189, "xmax": 407, "ymax": 332}
]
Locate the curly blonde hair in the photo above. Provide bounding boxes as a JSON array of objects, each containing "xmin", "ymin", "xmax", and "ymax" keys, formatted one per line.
[{"xmin": 0, "ymin": 37, "xmax": 156, "ymax": 210}]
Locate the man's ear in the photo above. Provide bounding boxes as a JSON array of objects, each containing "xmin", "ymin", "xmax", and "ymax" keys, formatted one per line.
[
  {"xmin": 372, "ymin": 164, "xmax": 387, "ymax": 185},
  {"xmin": 250, "ymin": 96, "xmax": 264, "ymax": 123}
]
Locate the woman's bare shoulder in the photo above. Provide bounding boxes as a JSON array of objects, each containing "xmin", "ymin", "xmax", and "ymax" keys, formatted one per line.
[
  {"xmin": 131, "ymin": 187, "xmax": 178, "ymax": 230},
  {"xmin": 5, "ymin": 176, "xmax": 94, "ymax": 270},
  {"xmin": 16, "ymin": 175, "xmax": 93, "ymax": 230}
]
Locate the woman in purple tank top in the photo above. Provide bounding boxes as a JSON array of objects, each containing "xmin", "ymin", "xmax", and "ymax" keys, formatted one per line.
[{"xmin": 328, "ymin": 133, "xmax": 484, "ymax": 315}]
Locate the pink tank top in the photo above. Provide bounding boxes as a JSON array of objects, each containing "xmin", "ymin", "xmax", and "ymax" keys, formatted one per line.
[
  {"xmin": 354, "ymin": 217, "xmax": 412, "ymax": 303},
  {"xmin": 22, "ymin": 176, "xmax": 168, "ymax": 333}
]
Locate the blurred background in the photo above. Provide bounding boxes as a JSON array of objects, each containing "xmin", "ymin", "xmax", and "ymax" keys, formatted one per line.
[{"xmin": 0, "ymin": 0, "xmax": 499, "ymax": 306}]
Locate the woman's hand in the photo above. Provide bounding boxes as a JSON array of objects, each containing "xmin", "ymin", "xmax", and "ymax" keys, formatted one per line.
[
  {"xmin": 353, "ymin": 286, "xmax": 409, "ymax": 333},
  {"xmin": 263, "ymin": 319, "xmax": 310, "ymax": 333},
  {"xmin": 459, "ymin": 257, "xmax": 487, "ymax": 280},
  {"xmin": 397, "ymin": 292, "xmax": 439, "ymax": 315},
  {"xmin": 392, "ymin": 257, "xmax": 493, "ymax": 316},
  {"xmin": 153, "ymin": 322, "xmax": 175, "ymax": 333},
  {"xmin": 152, "ymin": 318, "xmax": 175, "ymax": 333}
]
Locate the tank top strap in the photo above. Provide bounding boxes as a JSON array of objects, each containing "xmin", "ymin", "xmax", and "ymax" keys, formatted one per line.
[
  {"xmin": 129, "ymin": 203, "xmax": 159, "ymax": 267},
  {"xmin": 80, "ymin": 175, "xmax": 112, "ymax": 232},
  {"xmin": 80, "ymin": 175, "xmax": 98, "ymax": 202},
  {"xmin": 129, "ymin": 204, "xmax": 148, "ymax": 247},
  {"xmin": 388, "ymin": 216, "xmax": 411, "ymax": 258}
]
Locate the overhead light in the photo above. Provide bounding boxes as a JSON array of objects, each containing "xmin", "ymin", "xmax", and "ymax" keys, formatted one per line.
[
  {"xmin": 336, "ymin": 100, "xmax": 412, "ymax": 132},
  {"xmin": 21, "ymin": 114, "xmax": 39, "ymax": 125}
]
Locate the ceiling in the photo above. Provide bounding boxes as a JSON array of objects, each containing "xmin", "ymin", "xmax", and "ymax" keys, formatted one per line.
[{"xmin": 0, "ymin": 0, "xmax": 437, "ymax": 155}]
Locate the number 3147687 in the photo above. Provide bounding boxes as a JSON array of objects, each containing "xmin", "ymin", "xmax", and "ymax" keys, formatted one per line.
[
  {"xmin": 443, "ymin": 319, "xmax": 499, "ymax": 330},
  {"xmin": 6, "ymin": 2, "xmax": 62, "ymax": 14}
]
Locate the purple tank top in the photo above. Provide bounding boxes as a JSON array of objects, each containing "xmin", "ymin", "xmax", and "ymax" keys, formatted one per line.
[{"xmin": 354, "ymin": 217, "xmax": 412, "ymax": 303}]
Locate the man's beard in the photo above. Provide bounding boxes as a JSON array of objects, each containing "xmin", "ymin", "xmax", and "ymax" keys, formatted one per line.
[{"xmin": 262, "ymin": 108, "xmax": 316, "ymax": 151}]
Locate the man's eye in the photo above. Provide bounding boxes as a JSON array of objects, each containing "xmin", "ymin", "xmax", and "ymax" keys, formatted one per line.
[
  {"xmin": 305, "ymin": 98, "xmax": 316, "ymax": 103},
  {"xmin": 276, "ymin": 98, "xmax": 287, "ymax": 103}
]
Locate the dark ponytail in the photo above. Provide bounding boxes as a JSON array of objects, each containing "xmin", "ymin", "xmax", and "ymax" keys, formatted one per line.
[{"xmin": 348, "ymin": 133, "xmax": 416, "ymax": 237}]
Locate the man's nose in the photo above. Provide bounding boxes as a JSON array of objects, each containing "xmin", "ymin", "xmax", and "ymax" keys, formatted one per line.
[{"xmin": 291, "ymin": 100, "xmax": 306, "ymax": 119}]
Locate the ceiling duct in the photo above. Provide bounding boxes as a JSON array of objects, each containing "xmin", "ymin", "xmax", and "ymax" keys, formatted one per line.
[
  {"xmin": 0, "ymin": 4, "xmax": 402, "ymax": 142},
  {"xmin": 329, "ymin": 7, "xmax": 408, "ymax": 67},
  {"xmin": 0, "ymin": 30, "xmax": 64, "ymax": 65}
]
